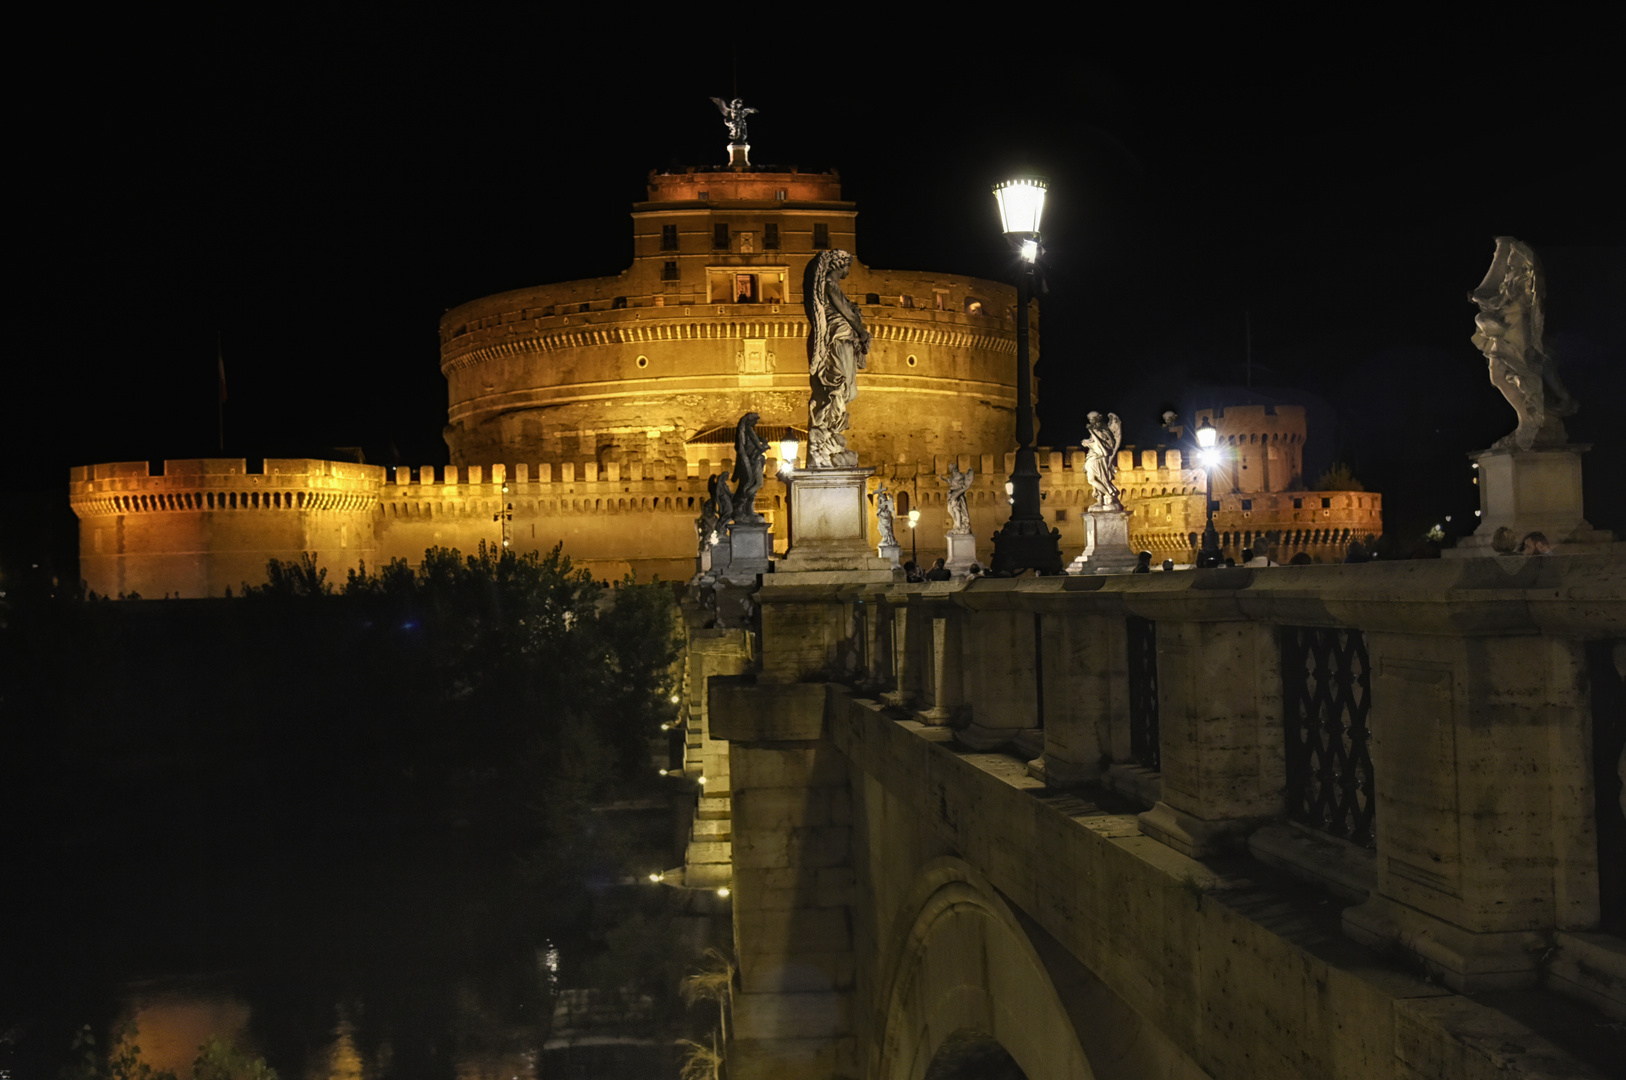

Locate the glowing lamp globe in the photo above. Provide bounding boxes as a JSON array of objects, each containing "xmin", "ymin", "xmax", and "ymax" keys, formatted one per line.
[
  {"xmin": 780, "ymin": 437, "xmax": 798, "ymax": 464},
  {"xmin": 1195, "ymin": 418, "xmax": 1217, "ymax": 449},
  {"xmin": 993, "ymin": 177, "xmax": 1047, "ymax": 238}
]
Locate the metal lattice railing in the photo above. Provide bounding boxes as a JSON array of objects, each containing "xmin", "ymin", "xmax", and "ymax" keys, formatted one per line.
[
  {"xmin": 1281, "ymin": 626, "xmax": 1375, "ymax": 848},
  {"xmin": 1126, "ymin": 616, "xmax": 1160, "ymax": 771}
]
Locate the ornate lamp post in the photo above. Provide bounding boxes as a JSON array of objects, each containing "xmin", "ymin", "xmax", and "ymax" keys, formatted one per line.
[
  {"xmin": 989, "ymin": 177, "xmax": 1063, "ymax": 575},
  {"xmin": 907, "ymin": 507, "xmax": 920, "ymax": 565},
  {"xmin": 1195, "ymin": 419, "xmax": 1221, "ymax": 567}
]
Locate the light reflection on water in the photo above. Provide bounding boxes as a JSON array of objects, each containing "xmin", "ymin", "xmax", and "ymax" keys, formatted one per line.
[{"xmin": 115, "ymin": 983, "xmax": 544, "ymax": 1080}]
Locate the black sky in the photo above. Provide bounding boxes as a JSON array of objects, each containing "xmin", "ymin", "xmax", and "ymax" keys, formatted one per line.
[{"xmin": 10, "ymin": 21, "xmax": 1623, "ymax": 576}]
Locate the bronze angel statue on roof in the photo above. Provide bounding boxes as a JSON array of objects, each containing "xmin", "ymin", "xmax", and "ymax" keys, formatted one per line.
[{"xmin": 711, "ymin": 97, "xmax": 758, "ymax": 144}]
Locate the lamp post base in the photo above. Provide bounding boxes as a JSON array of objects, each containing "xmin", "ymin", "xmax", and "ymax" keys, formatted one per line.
[{"xmin": 989, "ymin": 516, "xmax": 1064, "ymax": 576}]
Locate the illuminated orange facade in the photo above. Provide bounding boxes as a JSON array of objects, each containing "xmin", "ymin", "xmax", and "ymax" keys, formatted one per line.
[{"xmin": 70, "ymin": 166, "xmax": 1379, "ymax": 597}]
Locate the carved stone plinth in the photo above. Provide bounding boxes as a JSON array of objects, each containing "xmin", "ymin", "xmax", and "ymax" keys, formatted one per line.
[
  {"xmin": 877, "ymin": 541, "xmax": 901, "ymax": 567},
  {"xmin": 1449, "ymin": 445, "xmax": 1615, "ymax": 555},
  {"xmin": 777, "ymin": 466, "xmax": 896, "ymax": 581},
  {"xmin": 724, "ymin": 521, "xmax": 772, "ymax": 583},
  {"xmin": 1067, "ymin": 508, "xmax": 1139, "ymax": 574},
  {"xmin": 701, "ymin": 536, "xmax": 732, "ymax": 579},
  {"xmin": 944, "ymin": 532, "xmax": 978, "ymax": 576}
]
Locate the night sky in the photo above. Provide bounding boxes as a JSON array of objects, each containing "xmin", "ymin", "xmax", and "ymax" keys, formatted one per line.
[{"xmin": 10, "ymin": 24, "xmax": 1623, "ymax": 577}]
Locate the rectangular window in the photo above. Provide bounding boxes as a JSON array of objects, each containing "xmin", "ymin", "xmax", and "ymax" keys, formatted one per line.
[
  {"xmin": 1293, "ymin": 497, "xmax": 1303, "ymax": 509},
  {"xmin": 763, "ymin": 223, "xmax": 779, "ymax": 249},
  {"xmin": 775, "ymin": 189, "xmax": 787, "ymax": 200},
  {"xmin": 1241, "ymin": 499, "xmax": 1252, "ymax": 511},
  {"xmin": 813, "ymin": 223, "xmax": 829, "ymax": 249},
  {"xmin": 1322, "ymin": 497, "xmax": 1332, "ymax": 508},
  {"xmin": 661, "ymin": 260, "xmax": 679, "ymax": 281},
  {"xmin": 661, "ymin": 224, "xmax": 678, "ymax": 250},
  {"xmin": 1055, "ymin": 509, "xmax": 1067, "ymax": 522},
  {"xmin": 713, "ymin": 223, "xmax": 729, "ymax": 249}
]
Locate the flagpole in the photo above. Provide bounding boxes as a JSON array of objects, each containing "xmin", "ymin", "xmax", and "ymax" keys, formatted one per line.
[{"xmin": 217, "ymin": 332, "xmax": 226, "ymax": 453}]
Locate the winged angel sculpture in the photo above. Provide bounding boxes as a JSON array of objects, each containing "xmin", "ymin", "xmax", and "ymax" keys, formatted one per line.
[
  {"xmin": 711, "ymin": 97, "xmax": 757, "ymax": 144},
  {"xmin": 1470, "ymin": 237, "xmax": 1576, "ymax": 450}
]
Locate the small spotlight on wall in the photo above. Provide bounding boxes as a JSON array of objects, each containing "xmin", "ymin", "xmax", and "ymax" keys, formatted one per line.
[
  {"xmin": 716, "ymin": 887, "xmax": 731, "ymax": 898},
  {"xmin": 670, "ymin": 694, "xmax": 680, "ymax": 704},
  {"xmin": 648, "ymin": 872, "xmax": 662, "ymax": 883}
]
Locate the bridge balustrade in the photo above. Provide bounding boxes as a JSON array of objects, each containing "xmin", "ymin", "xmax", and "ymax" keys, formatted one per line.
[{"xmin": 836, "ymin": 557, "xmax": 1623, "ymax": 995}]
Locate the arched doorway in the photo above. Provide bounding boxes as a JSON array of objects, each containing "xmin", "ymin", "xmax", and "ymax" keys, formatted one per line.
[
  {"xmin": 923, "ymin": 1030, "xmax": 1028, "ymax": 1080},
  {"xmin": 876, "ymin": 859, "xmax": 1092, "ymax": 1080}
]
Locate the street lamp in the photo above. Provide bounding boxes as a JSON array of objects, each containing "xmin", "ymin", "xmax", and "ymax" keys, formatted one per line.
[
  {"xmin": 907, "ymin": 507, "xmax": 920, "ymax": 565},
  {"xmin": 1195, "ymin": 418, "xmax": 1221, "ymax": 567},
  {"xmin": 989, "ymin": 176, "xmax": 1062, "ymax": 575},
  {"xmin": 778, "ymin": 436, "xmax": 798, "ymax": 474},
  {"xmin": 493, "ymin": 491, "xmax": 513, "ymax": 550}
]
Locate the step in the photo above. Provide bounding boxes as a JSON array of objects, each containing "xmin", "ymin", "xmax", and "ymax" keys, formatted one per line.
[
  {"xmin": 691, "ymin": 818, "xmax": 732, "ymax": 840},
  {"xmin": 686, "ymin": 839, "xmax": 732, "ymax": 865}
]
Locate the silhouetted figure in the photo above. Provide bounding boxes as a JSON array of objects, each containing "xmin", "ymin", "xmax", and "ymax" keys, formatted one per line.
[
  {"xmin": 1289, "ymin": 552, "xmax": 1314, "ymax": 566},
  {"xmin": 1161, "ymin": 558, "xmax": 1175, "ymax": 572},
  {"xmin": 903, "ymin": 559, "xmax": 922, "ymax": 583},
  {"xmin": 1491, "ymin": 526, "xmax": 1518, "ymax": 553},
  {"xmin": 1133, "ymin": 551, "xmax": 1152, "ymax": 574},
  {"xmin": 925, "ymin": 558, "xmax": 952, "ymax": 581},
  {"xmin": 1344, "ymin": 541, "xmax": 1370, "ymax": 564}
]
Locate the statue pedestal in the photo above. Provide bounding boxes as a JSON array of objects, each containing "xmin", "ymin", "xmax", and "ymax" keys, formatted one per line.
[
  {"xmin": 877, "ymin": 541, "xmax": 901, "ymax": 567},
  {"xmin": 944, "ymin": 532, "xmax": 978, "ymax": 576},
  {"xmin": 776, "ymin": 467, "xmax": 896, "ymax": 581},
  {"xmin": 1067, "ymin": 508, "xmax": 1139, "ymax": 574},
  {"xmin": 1449, "ymin": 445, "xmax": 1615, "ymax": 556},
  {"xmin": 724, "ymin": 520, "xmax": 773, "ymax": 582},
  {"xmin": 700, "ymin": 536, "xmax": 732, "ymax": 579}
]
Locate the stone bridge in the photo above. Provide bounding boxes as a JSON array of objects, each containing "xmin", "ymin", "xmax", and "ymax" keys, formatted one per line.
[{"xmin": 683, "ymin": 557, "xmax": 1625, "ymax": 1079}]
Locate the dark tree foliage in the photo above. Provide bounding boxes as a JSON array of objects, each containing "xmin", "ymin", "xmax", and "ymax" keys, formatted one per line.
[{"xmin": 0, "ymin": 544, "xmax": 682, "ymax": 1077}]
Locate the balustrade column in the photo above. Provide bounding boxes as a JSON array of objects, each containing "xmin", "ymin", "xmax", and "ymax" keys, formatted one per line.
[
  {"xmin": 1343, "ymin": 632, "xmax": 1599, "ymax": 992},
  {"xmin": 1137, "ymin": 619, "xmax": 1285, "ymax": 857}
]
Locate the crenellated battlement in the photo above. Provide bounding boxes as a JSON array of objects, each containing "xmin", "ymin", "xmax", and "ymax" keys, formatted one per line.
[{"xmin": 69, "ymin": 459, "xmax": 385, "ymax": 518}]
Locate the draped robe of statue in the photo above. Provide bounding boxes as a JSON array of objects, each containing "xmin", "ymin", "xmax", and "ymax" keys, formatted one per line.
[
  {"xmin": 1470, "ymin": 237, "xmax": 1576, "ymax": 450},
  {"xmin": 730, "ymin": 412, "xmax": 768, "ymax": 522},
  {"xmin": 806, "ymin": 250, "xmax": 870, "ymax": 468},
  {"xmin": 942, "ymin": 464, "xmax": 974, "ymax": 534},
  {"xmin": 875, "ymin": 485, "xmax": 898, "ymax": 547},
  {"xmin": 1083, "ymin": 411, "xmax": 1124, "ymax": 511}
]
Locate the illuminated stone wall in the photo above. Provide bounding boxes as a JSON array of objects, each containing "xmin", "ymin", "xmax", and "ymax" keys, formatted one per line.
[
  {"xmin": 440, "ymin": 167, "xmax": 1026, "ymax": 472},
  {"xmin": 69, "ymin": 459, "xmax": 381, "ymax": 598}
]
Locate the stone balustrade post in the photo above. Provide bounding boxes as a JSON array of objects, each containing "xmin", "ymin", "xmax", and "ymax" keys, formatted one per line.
[
  {"xmin": 953, "ymin": 586, "xmax": 1041, "ymax": 750},
  {"xmin": 1027, "ymin": 603, "xmax": 1129, "ymax": 786},
  {"xmin": 1343, "ymin": 632, "xmax": 1600, "ymax": 992},
  {"xmin": 1136, "ymin": 619, "xmax": 1284, "ymax": 856}
]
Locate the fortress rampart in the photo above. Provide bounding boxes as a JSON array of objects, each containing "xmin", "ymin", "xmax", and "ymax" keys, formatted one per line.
[
  {"xmin": 70, "ymin": 440, "xmax": 1379, "ymax": 597},
  {"xmin": 68, "ymin": 163, "xmax": 1379, "ymax": 596}
]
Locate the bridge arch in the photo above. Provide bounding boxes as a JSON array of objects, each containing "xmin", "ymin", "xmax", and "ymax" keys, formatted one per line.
[{"xmin": 876, "ymin": 858, "xmax": 1092, "ymax": 1080}]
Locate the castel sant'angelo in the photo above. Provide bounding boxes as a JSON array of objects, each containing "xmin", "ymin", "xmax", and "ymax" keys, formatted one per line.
[{"xmin": 69, "ymin": 118, "xmax": 1381, "ymax": 598}]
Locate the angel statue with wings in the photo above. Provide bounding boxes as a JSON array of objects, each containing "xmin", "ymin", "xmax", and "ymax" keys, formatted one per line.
[{"xmin": 711, "ymin": 97, "xmax": 758, "ymax": 144}]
